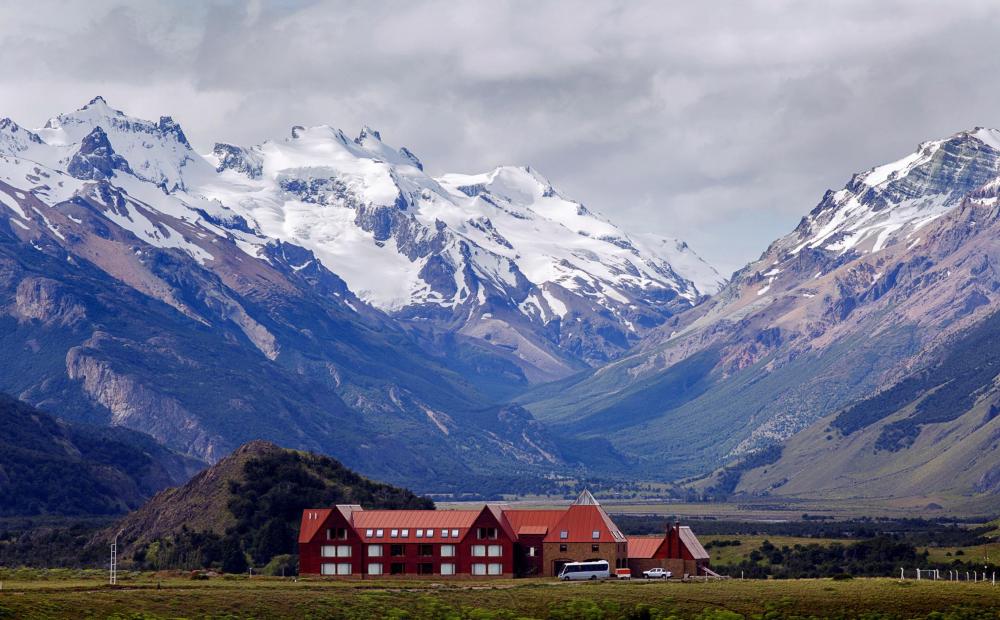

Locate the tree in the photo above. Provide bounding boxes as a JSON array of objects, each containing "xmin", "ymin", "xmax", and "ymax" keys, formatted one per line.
[{"xmin": 221, "ymin": 534, "xmax": 248, "ymax": 574}]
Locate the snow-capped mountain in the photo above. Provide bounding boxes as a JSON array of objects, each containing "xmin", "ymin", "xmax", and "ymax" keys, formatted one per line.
[
  {"xmin": 0, "ymin": 97, "xmax": 575, "ymax": 487},
  {"xmin": 769, "ymin": 127, "xmax": 1000, "ymax": 262},
  {"xmin": 0, "ymin": 98, "xmax": 720, "ymax": 379},
  {"xmin": 196, "ymin": 122, "xmax": 720, "ymax": 375},
  {"xmin": 522, "ymin": 126, "xmax": 1000, "ymax": 503}
]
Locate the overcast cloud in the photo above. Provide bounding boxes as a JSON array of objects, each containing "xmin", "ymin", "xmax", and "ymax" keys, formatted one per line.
[{"xmin": 1, "ymin": 0, "xmax": 999, "ymax": 274}]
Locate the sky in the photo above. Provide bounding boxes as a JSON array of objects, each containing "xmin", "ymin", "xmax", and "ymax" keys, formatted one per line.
[{"xmin": 2, "ymin": 1, "xmax": 1000, "ymax": 275}]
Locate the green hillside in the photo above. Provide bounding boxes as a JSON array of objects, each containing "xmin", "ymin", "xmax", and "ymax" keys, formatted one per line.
[{"xmin": 0, "ymin": 393, "xmax": 204, "ymax": 516}]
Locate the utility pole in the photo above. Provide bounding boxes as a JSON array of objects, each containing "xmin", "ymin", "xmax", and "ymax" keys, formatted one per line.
[{"xmin": 110, "ymin": 529, "xmax": 122, "ymax": 586}]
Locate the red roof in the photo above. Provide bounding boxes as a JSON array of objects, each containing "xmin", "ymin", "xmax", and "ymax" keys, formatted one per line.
[
  {"xmin": 547, "ymin": 504, "xmax": 627, "ymax": 543},
  {"xmin": 627, "ymin": 536, "xmax": 664, "ymax": 559},
  {"xmin": 352, "ymin": 510, "xmax": 481, "ymax": 543},
  {"xmin": 503, "ymin": 510, "xmax": 564, "ymax": 535},
  {"xmin": 298, "ymin": 508, "xmax": 333, "ymax": 543}
]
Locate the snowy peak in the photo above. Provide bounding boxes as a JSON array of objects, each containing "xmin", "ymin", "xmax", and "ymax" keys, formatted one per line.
[
  {"xmin": 36, "ymin": 96, "xmax": 208, "ymax": 191},
  {"xmin": 781, "ymin": 127, "xmax": 1000, "ymax": 259},
  {"xmin": 0, "ymin": 98, "xmax": 720, "ymax": 372}
]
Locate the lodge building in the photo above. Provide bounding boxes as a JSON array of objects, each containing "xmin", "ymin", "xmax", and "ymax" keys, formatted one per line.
[{"xmin": 299, "ymin": 490, "xmax": 709, "ymax": 578}]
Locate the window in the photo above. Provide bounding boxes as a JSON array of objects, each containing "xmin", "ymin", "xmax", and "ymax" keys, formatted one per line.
[
  {"xmin": 390, "ymin": 563, "xmax": 405, "ymax": 575},
  {"xmin": 441, "ymin": 529, "xmax": 449, "ymax": 539},
  {"xmin": 326, "ymin": 528, "xmax": 348, "ymax": 540},
  {"xmin": 365, "ymin": 529, "xmax": 374, "ymax": 537},
  {"xmin": 415, "ymin": 529, "xmax": 424, "ymax": 538},
  {"xmin": 528, "ymin": 546, "xmax": 535, "ymax": 557},
  {"xmin": 320, "ymin": 545, "xmax": 336, "ymax": 558},
  {"xmin": 321, "ymin": 563, "xmax": 336, "ymax": 575},
  {"xmin": 451, "ymin": 529, "xmax": 459, "ymax": 538},
  {"xmin": 375, "ymin": 529, "xmax": 384, "ymax": 538},
  {"xmin": 418, "ymin": 544, "xmax": 433, "ymax": 557},
  {"xmin": 471, "ymin": 563, "xmax": 487, "ymax": 575},
  {"xmin": 488, "ymin": 563, "xmax": 502, "ymax": 575},
  {"xmin": 487, "ymin": 544, "xmax": 502, "ymax": 557},
  {"xmin": 426, "ymin": 529, "xmax": 434, "ymax": 537},
  {"xmin": 390, "ymin": 529, "xmax": 399, "ymax": 538},
  {"xmin": 559, "ymin": 544, "xmax": 567, "ymax": 552},
  {"xmin": 591, "ymin": 544, "xmax": 600, "ymax": 553},
  {"xmin": 417, "ymin": 562, "xmax": 433, "ymax": 575},
  {"xmin": 336, "ymin": 545, "xmax": 351, "ymax": 557},
  {"xmin": 440, "ymin": 562, "xmax": 455, "ymax": 576},
  {"xmin": 477, "ymin": 527, "xmax": 498, "ymax": 540},
  {"xmin": 390, "ymin": 544, "xmax": 405, "ymax": 557},
  {"xmin": 471, "ymin": 545, "xmax": 486, "ymax": 557},
  {"xmin": 559, "ymin": 530, "xmax": 568, "ymax": 540},
  {"xmin": 440, "ymin": 544, "xmax": 456, "ymax": 557},
  {"xmin": 367, "ymin": 563, "xmax": 383, "ymax": 576},
  {"xmin": 401, "ymin": 529, "xmax": 409, "ymax": 538},
  {"xmin": 336, "ymin": 563, "xmax": 351, "ymax": 575},
  {"xmin": 368, "ymin": 544, "xmax": 383, "ymax": 557},
  {"xmin": 592, "ymin": 530, "xmax": 601, "ymax": 539}
]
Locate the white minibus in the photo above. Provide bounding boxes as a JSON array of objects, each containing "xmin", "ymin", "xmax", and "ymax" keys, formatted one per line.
[{"xmin": 558, "ymin": 560, "xmax": 611, "ymax": 581}]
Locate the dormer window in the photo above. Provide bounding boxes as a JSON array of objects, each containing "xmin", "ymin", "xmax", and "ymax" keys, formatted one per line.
[
  {"xmin": 592, "ymin": 530, "xmax": 600, "ymax": 539},
  {"xmin": 560, "ymin": 530, "xmax": 568, "ymax": 539}
]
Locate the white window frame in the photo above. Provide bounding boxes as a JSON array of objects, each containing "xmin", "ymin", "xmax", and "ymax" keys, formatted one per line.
[
  {"xmin": 440, "ymin": 544, "xmax": 456, "ymax": 558},
  {"xmin": 320, "ymin": 545, "xmax": 336, "ymax": 558},
  {"xmin": 451, "ymin": 529, "xmax": 459, "ymax": 538},
  {"xmin": 368, "ymin": 544, "xmax": 383, "ymax": 557},
  {"xmin": 488, "ymin": 544, "xmax": 502, "ymax": 557},
  {"xmin": 336, "ymin": 545, "xmax": 351, "ymax": 558},
  {"xmin": 471, "ymin": 563, "xmax": 487, "ymax": 576},
  {"xmin": 336, "ymin": 562, "xmax": 351, "ymax": 575},
  {"xmin": 592, "ymin": 530, "xmax": 601, "ymax": 539},
  {"xmin": 365, "ymin": 529, "xmax": 374, "ymax": 537},
  {"xmin": 488, "ymin": 563, "xmax": 502, "ymax": 575},
  {"xmin": 416, "ymin": 529, "xmax": 424, "ymax": 538},
  {"xmin": 401, "ymin": 529, "xmax": 409, "ymax": 538},
  {"xmin": 441, "ymin": 529, "xmax": 449, "ymax": 539},
  {"xmin": 440, "ymin": 562, "xmax": 456, "ymax": 576},
  {"xmin": 472, "ymin": 544, "xmax": 486, "ymax": 557},
  {"xmin": 321, "ymin": 563, "xmax": 337, "ymax": 576},
  {"xmin": 560, "ymin": 530, "xmax": 568, "ymax": 539},
  {"xmin": 426, "ymin": 529, "xmax": 435, "ymax": 537},
  {"xmin": 528, "ymin": 546, "xmax": 535, "ymax": 557},
  {"xmin": 367, "ymin": 562, "xmax": 383, "ymax": 576},
  {"xmin": 376, "ymin": 529, "xmax": 384, "ymax": 537},
  {"xmin": 390, "ymin": 529, "xmax": 399, "ymax": 538}
]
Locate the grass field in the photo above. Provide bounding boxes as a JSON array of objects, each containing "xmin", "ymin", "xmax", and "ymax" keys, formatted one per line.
[{"xmin": 1, "ymin": 574, "xmax": 999, "ymax": 619}]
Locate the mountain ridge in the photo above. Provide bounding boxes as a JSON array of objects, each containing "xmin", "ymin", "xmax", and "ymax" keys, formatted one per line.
[{"xmin": 519, "ymin": 125, "xmax": 1000, "ymax": 505}]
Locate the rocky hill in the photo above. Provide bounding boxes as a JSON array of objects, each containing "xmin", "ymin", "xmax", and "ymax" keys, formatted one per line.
[{"xmin": 0, "ymin": 393, "xmax": 204, "ymax": 516}]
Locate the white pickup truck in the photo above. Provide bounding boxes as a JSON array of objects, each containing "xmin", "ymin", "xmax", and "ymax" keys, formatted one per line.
[{"xmin": 642, "ymin": 567, "xmax": 673, "ymax": 579}]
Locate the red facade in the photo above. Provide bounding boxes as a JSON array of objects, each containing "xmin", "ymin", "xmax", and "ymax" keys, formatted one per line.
[
  {"xmin": 299, "ymin": 505, "xmax": 514, "ymax": 578},
  {"xmin": 299, "ymin": 493, "xmax": 706, "ymax": 579}
]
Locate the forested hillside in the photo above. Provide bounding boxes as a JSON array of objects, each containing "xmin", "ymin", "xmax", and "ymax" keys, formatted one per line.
[{"xmin": 0, "ymin": 393, "xmax": 203, "ymax": 516}]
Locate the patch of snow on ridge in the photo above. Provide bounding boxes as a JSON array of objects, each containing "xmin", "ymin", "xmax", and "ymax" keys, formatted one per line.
[{"xmin": 0, "ymin": 188, "xmax": 28, "ymax": 219}]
